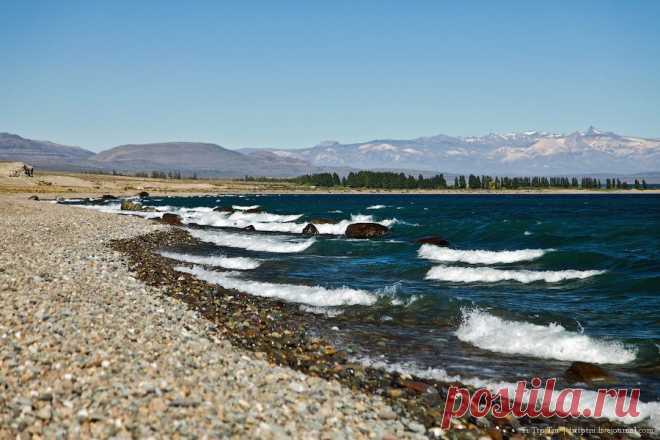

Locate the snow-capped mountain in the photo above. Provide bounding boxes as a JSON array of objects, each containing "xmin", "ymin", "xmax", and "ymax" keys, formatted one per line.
[
  {"xmin": 242, "ymin": 127, "xmax": 660, "ymax": 175},
  {"xmin": 3, "ymin": 127, "xmax": 659, "ymax": 177}
]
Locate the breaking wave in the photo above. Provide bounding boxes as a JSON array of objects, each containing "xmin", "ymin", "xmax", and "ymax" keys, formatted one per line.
[
  {"xmin": 175, "ymin": 265, "xmax": 377, "ymax": 307},
  {"xmin": 179, "ymin": 210, "xmax": 398, "ymax": 235},
  {"xmin": 366, "ymin": 204, "xmax": 387, "ymax": 210},
  {"xmin": 418, "ymin": 245, "xmax": 551, "ymax": 264},
  {"xmin": 455, "ymin": 308, "xmax": 637, "ymax": 364},
  {"xmin": 187, "ymin": 228, "xmax": 315, "ymax": 253},
  {"xmin": 425, "ymin": 265, "xmax": 605, "ymax": 283},
  {"xmin": 158, "ymin": 250, "xmax": 260, "ymax": 270},
  {"xmin": 232, "ymin": 204, "xmax": 260, "ymax": 210}
]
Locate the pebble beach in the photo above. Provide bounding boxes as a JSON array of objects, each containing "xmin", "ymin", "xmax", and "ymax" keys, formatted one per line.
[{"xmin": 0, "ymin": 197, "xmax": 424, "ymax": 439}]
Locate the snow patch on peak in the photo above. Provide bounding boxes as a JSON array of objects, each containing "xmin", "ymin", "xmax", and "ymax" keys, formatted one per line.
[{"xmin": 358, "ymin": 143, "xmax": 398, "ymax": 153}]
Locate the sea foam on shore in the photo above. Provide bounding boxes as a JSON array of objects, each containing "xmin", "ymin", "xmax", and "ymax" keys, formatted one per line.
[{"xmin": 175, "ymin": 265, "xmax": 377, "ymax": 306}]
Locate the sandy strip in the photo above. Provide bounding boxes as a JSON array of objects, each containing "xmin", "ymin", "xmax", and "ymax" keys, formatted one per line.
[{"xmin": 0, "ymin": 196, "xmax": 424, "ymax": 439}]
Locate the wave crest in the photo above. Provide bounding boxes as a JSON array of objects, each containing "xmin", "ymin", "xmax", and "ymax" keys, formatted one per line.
[
  {"xmin": 455, "ymin": 308, "xmax": 636, "ymax": 364},
  {"xmin": 426, "ymin": 265, "xmax": 604, "ymax": 283},
  {"xmin": 188, "ymin": 228, "xmax": 314, "ymax": 253},
  {"xmin": 175, "ymin": 265, "xmax": 377, "ymax": 307},
  {"xmin": 158, "ymin": 251, "xmax": 260, "ymax": 270},
  {"xmin": 418, "ymin": 245, "xmax": 550, "ymax": 264}
]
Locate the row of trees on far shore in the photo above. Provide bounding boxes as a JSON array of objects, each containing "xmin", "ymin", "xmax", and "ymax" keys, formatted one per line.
[{"xmin": 289, "ymin": 171, "xmax": 649, "ymax": 190}]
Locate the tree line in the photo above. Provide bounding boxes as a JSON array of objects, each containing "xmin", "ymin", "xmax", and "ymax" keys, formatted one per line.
[{"xmin": 289, "ymin": 171, "xmax": 648, "ymax": 190}]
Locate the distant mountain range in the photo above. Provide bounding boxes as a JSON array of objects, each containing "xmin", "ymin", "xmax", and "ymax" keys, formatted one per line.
[{"xmin": 2, "ymin": 127, "xmax": 659, "ymax": 178}]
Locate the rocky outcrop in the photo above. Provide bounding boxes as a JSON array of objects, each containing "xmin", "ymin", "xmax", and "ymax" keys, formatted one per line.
[
  {"xmin": 565, "ymin": 361, "xmax": 611, "ymax": 383},
  {"xmin": 138, "ymin": 191, "xmax": 150, "ymax": 198},
  {"xmin": 101, "ymin": 194, "xmax": 118, "ymax": 200},
  {"xmin": 28, "ymin": 195, "xmax": 39, "ymax": 201},
  {"xmin": 120, "ymin": 200, "xmax": 155, "ymax": 212},
  {"xmin": 243, "ymin": 207, "xmax": 262, "ymax": 213},
  {"xmin": 160, "ymin": 213, "xmax": 182, "ymax": 225},
  {"xmin": 345, "ymin": 223, "xmax": 389, "ymax": 239},
  {"xmin": 302, "ymin": 224, "xmax": 319, "ymax": 235},
  {"xmin": 243, "ymin": 225, "xmax": 256, "ymax": 231},
  {"xmin": 415, "ymin": 236, "xmax": 450, "ymax": 247}
]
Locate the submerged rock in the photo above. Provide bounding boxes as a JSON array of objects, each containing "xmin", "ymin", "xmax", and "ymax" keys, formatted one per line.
[
  {"xmin": 28, "ymin": 195, "xmax": 39, "ymax": 201},
  {"xmin": 243, "ymin": 207, "xmax": 262, "ymax": 213},
  {"xmin": 415, "ymin": 236, "xmax": 450, "ymax": 247},
  {"xmin": 302, "ymin": 224, "xmax": 319, "ymax": 235},
  {"xmin": 345, "ymin": 223, "xmax": 389, "ymax": 239},
  {"xmin": 161, "ymin": 213, "xmax": 182, "ymax": 225},
  {"xmin": 243, "ymin": 225, "xmax": 256, "ymax": 231},
  {"xmin": 565, "ymin": 361, "xmax": 612, "ymax": 383}
]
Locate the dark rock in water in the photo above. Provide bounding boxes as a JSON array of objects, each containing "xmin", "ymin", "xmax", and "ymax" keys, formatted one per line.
[
  {"xmin": 28, "ymin": 195, "xmax": 39, "ymax": 201},
  {"xmin": 138, "ymin": 191, "xmax": 149, "ymax": 198},
  {"xmin": 213, "ymin": 206, "xmax": 234, "ymax": 213},
  {"xmin": 345, "ymin": 223, "xmax": 388, "ymax": 239},
  {"xmin": 416, "ymin": 236, "xmax": 450, "ymax": 247},
  {"xmin": 243, "ymin": 225, "xmax": 256, "ymax": 231},
  {"xmin": 565, "ymin": 361, "xmax": 611, "ymax": 383},
  {"xmin": 101, "ymin": 194, "xmax": 118, "ymax": 200},
  {"xmin": 243, "ymin": 207, "xmax": 262, "ymax": 213},
  {"xmin": 120, "ymin": 199, "xmax": 155, "ymax": 212},
  {"xmin": 400, "ymin": 380, "xmax": 433, "ymax": 394},
  {"xmin": 161, "ymin": 213, "xmax": 182, "ymax": 225},
  {"xmin": 302, "ymin": 223, "xmax": 319, "ymax": 235},
  {"xmin": 310, "ymin": 218, "xmax": 338, "ymax": 225}
]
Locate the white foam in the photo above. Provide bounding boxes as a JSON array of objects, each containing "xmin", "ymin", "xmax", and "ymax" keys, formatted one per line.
[
  {"xmin": 455, "ymin": 308, "xmax": 637, "ymax": 364},
  {"xmin": 312, "ymin": 214, "xmax": 386, "ymax": 235},
  {"xmin": 185, "ymin": 212, "xmax": 304, "ymax": 233},
  {"xmin": 418, "ymin": 245, "xmax": 550, "ymax": 264},
  {"xmin": 354, "ymin": 356, "xmax": 659, "ymax": 429},
  {"xmin": 189, "ymin": 210, "xmax": 302, "ymax": 224},
  {"xmin": 158, "ymin": 251, "xmax": 260, "ymax": 270},
  {"xmin": 232, "ymin": 204, "xmax": 260, "ymax": 210},
  {"xmin": 179, "ymin": 210, "xmax": 397, "ymax": 236},
  {"xmin": 187, "ymin": 228, "xmax": 315, "ymax": 253},
  {"xmin": 426, "ymin": 265, "xmax": 605, "ymax": 283},
  {"xmin": 366, "ymin": 204, "xmax": 387, "ymax": 210},
  {"xmin": 175, "ymin": 266, "xmax": 377, "ymax": 307},
  {"xmin": 299, "ymin": 305, "xmax": 344, "ymax": 317},
  {"xmin": 180, "ymin": 209, "xmax": 305, "ymax": 233}
]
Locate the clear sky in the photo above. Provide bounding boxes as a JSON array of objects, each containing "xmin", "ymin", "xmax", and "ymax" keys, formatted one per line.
[{"xmin": 2, "ymin": 0, "xmax": 659, "ymax": 151}]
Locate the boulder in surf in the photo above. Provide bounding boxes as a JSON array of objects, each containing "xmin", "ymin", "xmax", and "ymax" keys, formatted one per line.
[{"xmin": 345, "ymin": 223, "xmax": 388, "ymax": 239}]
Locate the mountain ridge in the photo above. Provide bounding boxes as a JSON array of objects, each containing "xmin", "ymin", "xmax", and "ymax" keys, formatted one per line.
[{"xmin": 2, "ymin": 128, "xmax": 659, "ymax": 177}]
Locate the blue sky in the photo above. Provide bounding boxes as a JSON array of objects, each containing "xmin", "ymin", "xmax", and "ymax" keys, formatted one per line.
[{"xmin": 2, "ymin": 0, "xmax": 659, "ymax": 151}]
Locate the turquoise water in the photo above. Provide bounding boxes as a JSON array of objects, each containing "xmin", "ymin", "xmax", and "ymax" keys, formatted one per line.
[{"xmin": 76, "ymin": 194, "xmax": 660, "ymax": 401}]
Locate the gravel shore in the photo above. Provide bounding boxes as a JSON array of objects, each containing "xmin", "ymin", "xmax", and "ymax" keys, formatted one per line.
[{"xmin": 0, "ymin": 197, "xmax": 425, "ymax": 439}]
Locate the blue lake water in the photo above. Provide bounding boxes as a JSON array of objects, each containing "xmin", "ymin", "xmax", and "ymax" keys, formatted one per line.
[{"xmin": 71, "ymin": 194, "xmax": 660, "ymax": 404}]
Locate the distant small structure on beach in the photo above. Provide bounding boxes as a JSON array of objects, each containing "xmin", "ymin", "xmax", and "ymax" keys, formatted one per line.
[{"xmin": 1, "ymin": 161, "xmax": 34, "ymax": 177}]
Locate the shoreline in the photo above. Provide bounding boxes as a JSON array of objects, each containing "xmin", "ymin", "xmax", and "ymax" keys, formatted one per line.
[
  {"xmin": 0, "ymin": 197, "xmax": 426, "ymax": 439},
  {"xmin": 110, "ymin": 226, "xmax": 657, "ymax": 439},
  {"xmin": 1, "ymin": 195, "xmax": 656, "ymax": 438},
  {"xmin": 1, "ymin": 170, "xmax": 658, "ymax": 198}
]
